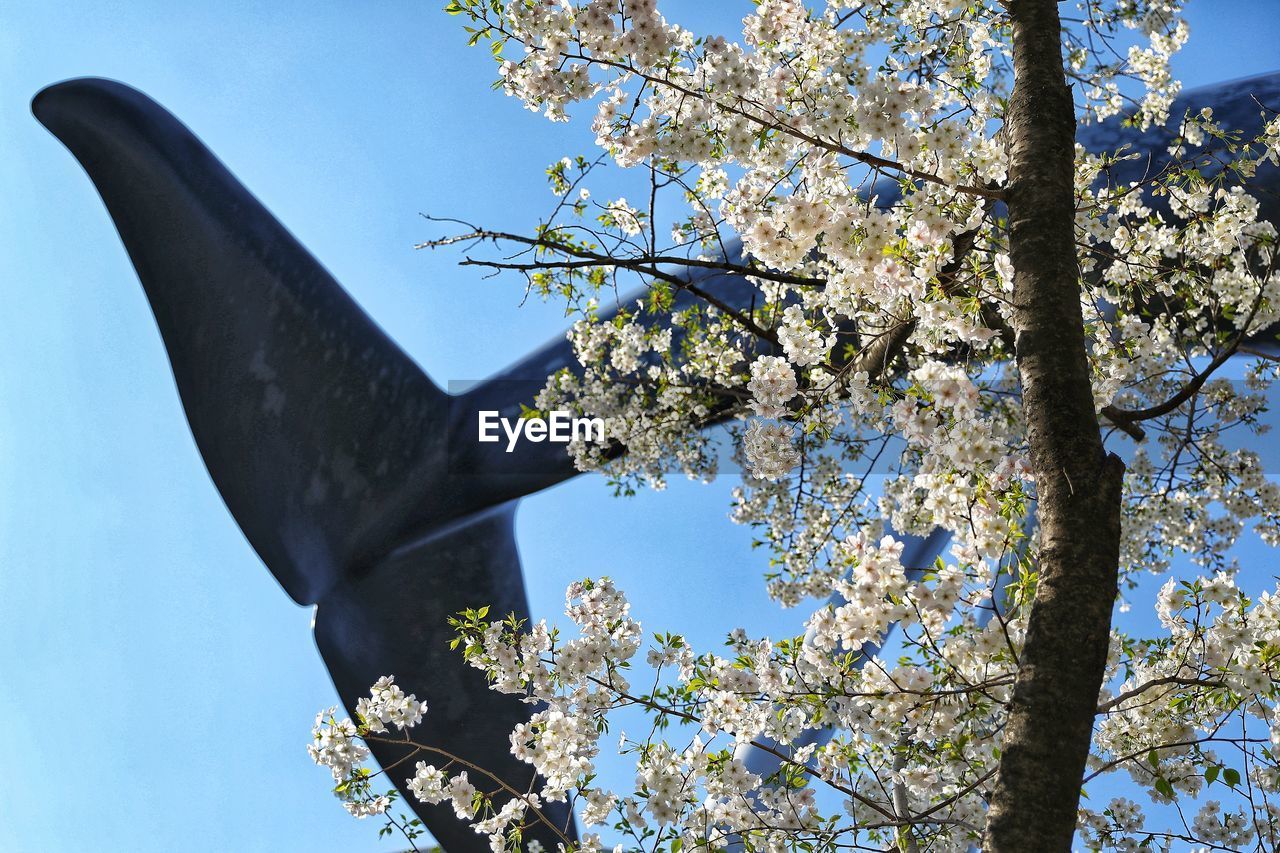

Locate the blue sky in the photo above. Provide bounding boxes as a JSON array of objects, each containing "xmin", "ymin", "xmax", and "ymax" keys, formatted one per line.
[{"xmin": 1, "ymin": 2, "xmax": 1279, "ymax": 850}]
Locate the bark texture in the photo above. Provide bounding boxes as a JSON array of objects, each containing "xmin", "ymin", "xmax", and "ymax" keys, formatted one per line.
[{"xmin": 981, "ymin": 2, "xmax": 1126, "ymax": 850}]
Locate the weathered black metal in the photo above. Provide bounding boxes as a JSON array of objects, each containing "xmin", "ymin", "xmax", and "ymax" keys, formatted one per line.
[{"xmin": 31, "ymin": 78, "xmax": 585, "ymax": 852}]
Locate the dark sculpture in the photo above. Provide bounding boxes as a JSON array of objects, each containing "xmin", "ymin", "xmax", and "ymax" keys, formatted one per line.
[
  {"xmin": 32, "ymin": 71, "xmax": 1280, "ymax": 850},
  {"xmin": 32, "ymin": 78, "xmax": 587, "ymax": 852}
]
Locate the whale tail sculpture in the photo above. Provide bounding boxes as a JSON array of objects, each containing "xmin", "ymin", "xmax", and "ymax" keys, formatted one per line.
[{"xmin": 32, "ymin": 77, "xmax": 579, "ymax": 851}]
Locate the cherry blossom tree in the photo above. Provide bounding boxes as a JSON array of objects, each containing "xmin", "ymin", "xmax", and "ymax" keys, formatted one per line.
[{"xmin": 309, "ymin": 1, "xmax": 1280, "ymax": 849}]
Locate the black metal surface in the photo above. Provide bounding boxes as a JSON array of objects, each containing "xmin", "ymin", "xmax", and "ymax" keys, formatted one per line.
[{"xmin": 32, "ymin": 77, "xmax": 575, "ymax": 851}]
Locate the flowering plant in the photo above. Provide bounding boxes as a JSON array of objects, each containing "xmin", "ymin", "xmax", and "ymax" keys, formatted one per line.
[{"xmin": 312, "ymin": 1, "xmax": 1280, "ymax": 849}]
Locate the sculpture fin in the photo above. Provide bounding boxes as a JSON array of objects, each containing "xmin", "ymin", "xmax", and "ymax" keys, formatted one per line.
[
  {"xmin": 314, "ymin": 503, "xmax": 575, "ymax": 851},
  {"xmin": 33, "ymin": 78, "xmax": 457, "ymax": 606},
  {"xmin": 34, "ymin": 77, "xmax": 578, "ymax": 849}
]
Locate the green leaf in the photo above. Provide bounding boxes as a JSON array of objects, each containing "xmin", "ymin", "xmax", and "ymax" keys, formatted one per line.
[
  {"xmin": 1205, "ymin": 765, "xmax": 1220, "ymax": 784},
  {"xmin": 1224, "ymin": 768, "xmax": 1241, "ymax": 787},
  {"xmin": 1154, "ymin": 777, "xmax": 1174, "ymax": 798}
]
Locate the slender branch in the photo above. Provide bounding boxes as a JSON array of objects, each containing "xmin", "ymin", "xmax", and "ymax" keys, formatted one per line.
[
  {"xmin": 1102, "ymin": 279, "xmax": 1270, "ymax": 435},
  {"xmin": 1097, "ymin": 675, "xmax": 1228, "ymax": 714},
  {"xmin": 417, "ymin": 222, "xmax": 825, "ymax": 288},
  {"xmin": 418, "ymin": 225, "xmax": 794, "ymax": 344},
  {"xmin": 891, "ymin": 734, "xmax": 922, "ymax": 853},
  {"xmin": 366, "ymin": 736, "xmax": 576, "ymax": 848}
]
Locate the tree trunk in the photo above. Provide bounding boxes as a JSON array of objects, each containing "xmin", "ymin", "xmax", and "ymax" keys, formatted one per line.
[{"xmin": 981, "ymin": 1, "xmax": 1126, "ymax": 850}]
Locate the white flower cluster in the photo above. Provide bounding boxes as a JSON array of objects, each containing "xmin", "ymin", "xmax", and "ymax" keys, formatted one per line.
[
  {"xmin": 320, "ymin": 561, "xmax": 1280, "ymax": 850},
  {"xmin": 777, "ymin": 305, "xmax": 832, "ymax": 367},
  {"xmin": 446, "ymin": 570, "xmax": 1022, "ymax": 850},
  {"xmin": 407, "ymin": 763, "xmax": 480, "ymax": 820},
  {"xmin": 307, "ymin": 678, "xmax": 427, "ymax": 821},
  {"xmin": 1078, "ymin": 572, "xmax": 1280, "ymax": 848},
  {"xmin": 356, "ymin": 674, "xmax": 427, "ymax": 733},
  {"xmin": 308, "ymin": 711, "xmax": 370, "ymax": 787},
  {"xmin": 742, "ymin": 420, "xmax": 801, "ymax": 481},
  {"xmin": 746, "ymin": 355, "xmax": 798, "ymax": 418}
]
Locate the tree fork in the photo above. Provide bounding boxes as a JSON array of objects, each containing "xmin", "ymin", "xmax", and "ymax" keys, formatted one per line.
[{"xmin": 982, "ymin": 1, "xmax": 1126, "ymax": 850}]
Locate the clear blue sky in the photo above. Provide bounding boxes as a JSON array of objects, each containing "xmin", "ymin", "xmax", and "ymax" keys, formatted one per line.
[{"xmin": 1, "ymin": 2, "xmax": 1278, "ymax": 850}]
